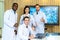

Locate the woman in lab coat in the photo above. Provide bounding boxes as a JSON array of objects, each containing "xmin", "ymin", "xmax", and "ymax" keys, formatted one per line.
[
  {"xmin": 33, "ymin": 4, "xmax": 47, "ymax": 34},
  {"xmin": 20, "ymin": 6, "xmax": 35, "ymax": 27},
  {"xmin": 2, "ymin": 3, "xmax": 18, "ymax": 40}
]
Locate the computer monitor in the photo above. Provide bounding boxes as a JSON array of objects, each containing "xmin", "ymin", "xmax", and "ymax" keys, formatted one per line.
[{"xmin": 29, "ymin": 6, "xmax": 59, "ymax": 25}]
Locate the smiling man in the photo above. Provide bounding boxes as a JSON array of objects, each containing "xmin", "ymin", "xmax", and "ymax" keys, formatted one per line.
[
  {"xmin": 16, "ymin": 16, "xmax": 34, "ymax": 40},
  {"xmin": 2, "ymin": 3, "xmax": 18, "ymax": 40}
]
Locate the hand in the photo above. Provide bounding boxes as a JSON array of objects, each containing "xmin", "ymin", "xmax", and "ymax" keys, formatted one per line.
[
  {"xmin": 29, "ymin": 34, "xmax": 34, "ymax": 40},
  {"xmin": 14, "ymin": 30, "xmax": 17, "ymax": 35},
  {"xmin": 40, "ymin": 18, "xmax": 45, "ymax": 22},
  {"xmin": 14, "ymin": 23, "xmax": 18, "ymax": 27},
  {"xmin": 32, "ymin": 26, "xmax": 35, "ymax": 31}
]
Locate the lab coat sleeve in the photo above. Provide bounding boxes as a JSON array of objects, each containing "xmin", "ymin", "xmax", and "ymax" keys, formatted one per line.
[
  {"xmin": 16, "ymin": 13, "xmax": 18, "ymax": 23},
  {"xmin": 4, "ymin": 11, "xmax": 15, "ymax": 27},
  {"xmin": 29, "ymin": 27, "xmax": 34, "ymax": 35},
  {"xmin": 43, "ymin": 13, "xmax": 47, "ymax": 23},
  {"xmin": 20, "ymin": 15, "xmax": 23, "ymax": 24},
  {"xmin": 31, "ymin": 15, "xmax": 36, "ymax": 26},
  {"xmin": 17, "ymin": 25, "xmax": 28, "ymax": 40},
  {"xmin": 33, "ymin": 13, "xmax": 37, "ymax": 26}
]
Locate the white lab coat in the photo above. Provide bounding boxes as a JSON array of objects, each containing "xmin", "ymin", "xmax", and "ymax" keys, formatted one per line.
[
  {"xmin": 16, "ymin": 24, "xmax": 33, "ymax": 40},
  {"xmin": 2, "ymin": 9, "xmax": 18, "ymax": 40},
  {"xmin": 20, "ymin": 14, "xmax": 35, "ymax": 27},
  {"xmin": 33, "ymin": 11, "xmax": 47, "ymax": 33},
  {"xmin": 31, "ymin": 30, "xmax": 37, "ymax": 37}
]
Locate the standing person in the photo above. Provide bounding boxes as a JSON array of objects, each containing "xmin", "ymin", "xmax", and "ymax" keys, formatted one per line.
[
  {"xmin": 2, "ymin": 3, "xmax": 18, "ymax": 40},
  {"xmin": 16, "ymin": 16, "xmax": 34, "ymax": 40},
  {"xmin": 33, "ymin": 4, "xmax": 47, "ymax": 34},
  {"xmin": 20, "ymin": 6, "xmax": 35, "ymax": 27}
]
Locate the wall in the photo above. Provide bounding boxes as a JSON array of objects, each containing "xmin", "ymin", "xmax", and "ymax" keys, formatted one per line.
[
  {"xmin": 0, "ymin": 0, "xmax": 4, "ymax": 28},
  {"xmin": 4, "ymin": 0, "xmax": 60, "ymax": 33},
  {"xmin": 0, "ymin": 0, "xmax": 4, "ymax": 39}
]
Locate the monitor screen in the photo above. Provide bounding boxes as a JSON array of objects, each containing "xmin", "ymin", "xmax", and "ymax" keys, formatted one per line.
[{"xmin": 30, "ymin": 6, "xmax": 59, "ymax": 25}]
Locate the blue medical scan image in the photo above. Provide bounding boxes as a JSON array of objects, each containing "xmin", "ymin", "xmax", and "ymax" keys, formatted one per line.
[{"xmin": 30, "ymin": 6, "xmax": 59, "ymax": 24}]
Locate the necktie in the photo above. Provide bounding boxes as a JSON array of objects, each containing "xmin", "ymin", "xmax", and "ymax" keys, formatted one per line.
[
  {"xmin": 14, "ymin": 11, "xmax": 16, "ymax": 14},
  {"xmin": 37, "ymin": 12, "xmax": 38, "ymax": 14},
  {"xmin": 26, "ymin": 26, "xmax": 28, "ymax": 28}
]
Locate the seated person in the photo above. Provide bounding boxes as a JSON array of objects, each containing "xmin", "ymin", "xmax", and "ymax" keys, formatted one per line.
[{"xmin": 16, "ymin": 16, "xmax": 34, "ymax": 40}]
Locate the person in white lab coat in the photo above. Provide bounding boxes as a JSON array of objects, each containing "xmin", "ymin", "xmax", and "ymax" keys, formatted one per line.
[
  {"xmin": 20, "ymin": 6, "xmax": 35, "ymax": 27},
  {"xmin": 2, "ymin": 3, "xmax": 18, "ymax": 40},
  {"xmin": 33, "ymin": 4, "xmax": 47, "ymax": 34},
  {"xmin": 16, "ymin": 16, "xmax": 34, "ymax": 40}
]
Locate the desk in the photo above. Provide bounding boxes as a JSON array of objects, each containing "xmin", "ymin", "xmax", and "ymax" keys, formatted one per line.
[
  {"xmin": 31, "ymin": 37, "xmax": 47, "ymax": 40},
  {"xmin": 31, "ymin": 36, "xmax": 60, "ymax": 40}
]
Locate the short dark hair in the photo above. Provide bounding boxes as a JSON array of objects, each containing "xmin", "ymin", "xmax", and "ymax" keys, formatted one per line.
[
  {"xmin": 12, "ymin": 3, "xmax": 18, "ymax": 8},
  {"xmin": 23, "ymin": 16, "xmax": 30, "ymax": 20},
  {"xmin": 23, "ymin": 6, "xmax": 30, "ymax": 14},
  {"xmin": 35, "ymin": 4, "xmax": 40, "ymax": 7}
]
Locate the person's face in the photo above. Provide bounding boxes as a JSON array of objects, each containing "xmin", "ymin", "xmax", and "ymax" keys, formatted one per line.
[
  {"xmin": 24, "ymin": 18, "xmax": 30, "ymax": 25},
  {"xmin": 25, "ymin": 8, "xmax": 29, "ymax": 14},
  {"xmin": 36, "ymin": 5, "xmax": 40, "ymax": 11},
  {"xmin": 13, "ymin": 4, "xmax": 18, "ymax": 11}
]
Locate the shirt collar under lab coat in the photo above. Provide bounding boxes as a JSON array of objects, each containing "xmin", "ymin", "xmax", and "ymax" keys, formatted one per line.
[
  {"xmin": 23, "ymin": 23, "xmax": 30, "ymax": 28},
  {"xmin": 23, "ymin": 14, "xmax": 31, "ymax": 18},
  {"xmin": 24, "ymin": 14, "xmax": 30, "ymax": 16},
  {"xmin": 35, "ymin": 10, "xmax": 43, "ymax": 15},
  {"xmin": 36, "ymin": 10, "xmax": 40, "ymax": 14},
  {"xmin": 11, "ymin": 9, "xmax": 16, "ymax": 14}
]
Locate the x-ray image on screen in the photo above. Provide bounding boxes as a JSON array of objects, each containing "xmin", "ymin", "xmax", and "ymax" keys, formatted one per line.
[{"xmin": 30, "ymin": 6, "xmax": 59, "ymax": 25}]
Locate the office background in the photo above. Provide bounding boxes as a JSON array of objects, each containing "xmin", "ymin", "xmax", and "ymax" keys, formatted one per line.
[{"xmin": 0, "ymin": 0, "xmax": 60, "ymax": 39}]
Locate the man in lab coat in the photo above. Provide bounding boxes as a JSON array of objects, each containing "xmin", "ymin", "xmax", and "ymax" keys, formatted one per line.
[
  {"xmin": 33, "ymin": 4, "xmax": 47, "ymax": 34},
  {"xmin": 16, "ymin": 16, "xmax": 34, "ymax": 40},
  {"xmin": 2, "ymin": 3, "xmax": 18, "ymax": 40}
]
